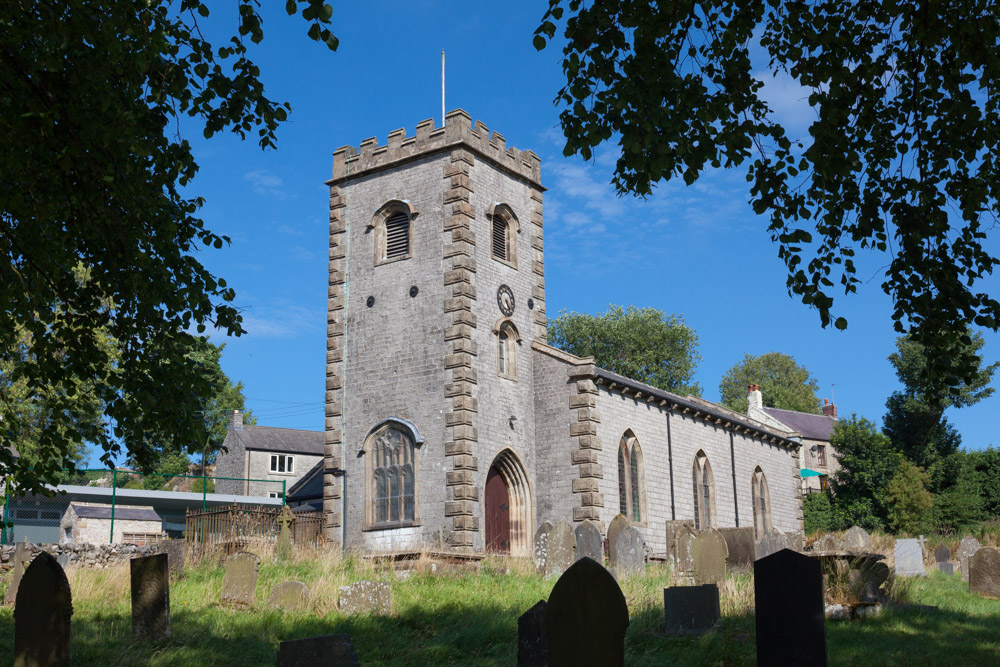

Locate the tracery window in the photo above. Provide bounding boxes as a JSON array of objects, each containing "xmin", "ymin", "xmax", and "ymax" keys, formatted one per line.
[
  {"xmin": 751, "ymin": 466, "xmax": 772, "ymax": 539},
  {"xmin": 692, "ymin": 451, "xmax": 716, "ymax": 530},
  {"xmin": 616, "ymin": 431, "xmax": 645, "ymax": 523},
  {"xmin": 365, "ymin": 423, "xmax": 417, "ymax": 527},
  {"xmin": 489, "ymin": 204, "xmax": 519, "ymax": 267}
]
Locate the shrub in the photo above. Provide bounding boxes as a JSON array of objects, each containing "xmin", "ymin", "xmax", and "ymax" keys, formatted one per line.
[
  {"xmin": 803, "ymin": 492, "xmax": 832, "ymax": 534},
  {"xmin": 886, "ymin": 460, "xmax": 934, "ymax": 534}
]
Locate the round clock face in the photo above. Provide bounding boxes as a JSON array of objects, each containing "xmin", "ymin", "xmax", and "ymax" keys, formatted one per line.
[{"xmin": 497, "ymin": 284, "xmax": 515, "ymax": 317}]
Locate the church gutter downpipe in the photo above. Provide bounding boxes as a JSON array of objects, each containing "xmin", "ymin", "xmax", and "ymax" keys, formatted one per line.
[
  {"xmin": 729, "ymin": 432, "xmax": 739, "ymax": 527},
  {"xmin": 666, "ymin": 411, "xmax": 676, "ymax": 520}
]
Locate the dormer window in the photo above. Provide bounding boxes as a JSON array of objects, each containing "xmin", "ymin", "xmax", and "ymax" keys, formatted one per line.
[
  {"xmin": 371, "ymin": 200, "xmax": 419, "ymax": 265},
  {"xmin": 488, "ymin": 204, "xmax": 519, "ymax": 268}
]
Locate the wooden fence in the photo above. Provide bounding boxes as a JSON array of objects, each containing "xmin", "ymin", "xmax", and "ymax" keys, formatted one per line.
[{"xmin": 184, "ymin": 504, "xmax": 324, "ymax": 560}]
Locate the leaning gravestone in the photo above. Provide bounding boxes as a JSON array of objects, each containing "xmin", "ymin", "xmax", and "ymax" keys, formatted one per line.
[
  {"xmin": 894, "ymin": 539, "xmax": 926, "ymax": 577},
  {"xmin": 934, "ymin": 545, "xmax": 950, "ymax": 563},
  {"xmin": 968, "ymin": 547, "xmax": 1000, "ymax": 600},
  {"xmin": 338, "ymin": 580, "xmax": 391, "ymax": 615},
  {"xmin": 4, "ymin": 539, "xmax": 28, "ymax": 606},
  {"xmin": 574, "ymin": 520, "xmax": 604, "ymax": 563},
  {"xmin": 14, "ymin": 552, "xmax": 73, "ymax": 667},
  {"xmin": 755, "ymin": 549, "xmax": 826, "ymax": 666},
  {"xmin": 276, "ymin": 634, "xmax": 360, "ymax": 666},
  {"xmin": 843, "ymin": 526, "xmax": 873, "ymax": 551},
  {"xmin": 692, "ymin": 528, "xmax": 728, "ymax": 585},
  {"xmin": 160, "ymin": 540, "xmax": 185, "ymax": 578},
  {"xmin": 606, "ymin": 514, "xmax": 630, "ymax": 567},
  {"xmin": 269, "ymin": 581, "xmax": 310, "ymax": 612},
  {"xmin": 664, "ymin": 585, "xmax": 720, "ymax": 636},
  {"xmin": 718, "ymin": 527, "xmax": 755, "ymax": 568},
  {"xmin": 612, "ymin": 525, "xmax": 645, "ymax": 577},
  {"xmin": 546, "ymin": 557, "xmax": 629, "ymax": 667},
  {"xmin": 957, "ymin": 536, "xmax": 982, "ymax": 582},
  {"xmin": 276, "ymin": 505, "xmax": 295, "ymax": 563},
  {"xmin": 221, "ymin": 551, "xmax": 260, "ymax": 605},
  {"xmin": 755, "ymin": 528, "xmax": 791, "ymax": 561},
  {"xmin": 545, "ymin": 522, "xmax": 576, "ymax": 578},
  {"xmin": 131, "ymin": 553, "xmax": 170, "ymax": 640},
  {"xmin": 517, "ymin": 600, "xmax": 548, "ymax": 667},
  {"xmin": 533, "ymin": 521, "xmax": 553, "ymax": 574}
]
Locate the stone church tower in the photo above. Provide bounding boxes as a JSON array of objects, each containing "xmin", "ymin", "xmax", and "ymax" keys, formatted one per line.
[{"xmin": 324, "ymin": 110, "xmax": 546, "ymax": 554}]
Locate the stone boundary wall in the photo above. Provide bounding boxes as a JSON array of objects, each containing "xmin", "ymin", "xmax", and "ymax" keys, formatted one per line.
[{"xmin": 1, "ymin": 542, "xmax": 163, "ymax": 571}]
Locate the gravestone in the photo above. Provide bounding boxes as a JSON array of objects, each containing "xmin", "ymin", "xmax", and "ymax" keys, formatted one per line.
[
  {"xmin": 958, "ymin": 536, "xmax": 981, "ymax": 582},
  {"xmin": 612, "ymin": 525, "xmax": 645, "ymax": 577},
  {"xmin": 673, "ymin": 525, "xmax": 699, "ymax": 581},
  {"xmin": 692, "ymin": 528, "xmax": 728, "ymax": 585},
  {"xmin": 755, "ymin": 528, "xmax": 792, "ymax": 561},
  {"xmin": 852, "ymin": 561, "xmax": 890, "ymax": 602},
  {"xmin": 3, "ymin": 539, "xmax": 28, "ymax": 606},
  {"xmin": 160, "ymin": 540, "xmax": 185, "ymax": 577},
  {"xmin": 843, "ymin": 526, "xmax": 873, "ymax": 551},
  {"xmin": 813, "ymin": 533, "xmax": 842, "ymax": 552},
  {"xmin": 276, "ymin": 634, "xmax": 360, "ymax": 667},
  {"xmin": 276, "ymin": 505, "xmax": 295, "ymax": 562},
  {"xmin": 544, "ymin": 522, "xmax": 576, "ymax": 578},
  {"xmin": 574, "ymin": 520, "xmax": 603, "ymax": 563},
  {"xmin": 938, "ymin": 562, "xmax": 954, "ymax": 576},
  {"xmin": 663, "ymin": 584, "xmax": 720, "ymax": 635},
  {"xmin": 131, "ymin": 553, "xmax": 170, "ymax": 640},
  {"xmin": 517, "ymin": 600, "xmax": 548, "ymax": 667},
  {"xmin": 755, "ymin": 549, "xmax": 826, "ymax": 666},
  {"xmin": 894, "ymin": 539, "xmax": 926, "ymax": 577},
  {"xmin": 968, "ymin": 547, "xmax": 1000, "ymax": 600},
  {"xmin": 338, "ymin": 580, "xmax": 391, "ymax": 615},
  {"xmin": 605, "ymin": 514, "xmax": 630, "ymax": 567},
  {"xmin": 545, "ymin": 557, "xmax": 628, "ymax": 667},
  {"xmin": 533, "ymin": 521, "xmax": 553, "ymax": 573},
  {"xmin": 665, "ymin": 519, "xmax": 695, "ymax": 568},
  {"xmin": 14, "ymin": 552, "xmax": 73, "ymax": 667},
  {"xmin": 269, "ymin": 581, "xmax": 310, "ymax": 612},
  {"xmin": 221, "ymin": 551, "xmax": 260, "ymax": 605},
  {"xmin": 934, "ymin": 545, "xmax": 950, "ymax": 563},
  {"xmin": 718, "ymin": 527, "xmax": 755, "ymax": 568},
  {"xmin": 787, "ymin": 530, "xmax": 806, "ymax": 553}
]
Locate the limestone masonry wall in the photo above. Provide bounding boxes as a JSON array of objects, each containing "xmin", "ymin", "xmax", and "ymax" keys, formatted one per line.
[{"xmin": 1, "ymin": 542, "xmax": 163, "ymax": 571}]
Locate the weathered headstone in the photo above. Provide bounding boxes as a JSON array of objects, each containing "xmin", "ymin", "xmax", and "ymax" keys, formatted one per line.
[
  {"xmin": 755, "ymin": 549, "xmax": 826, "ymax": 666},
  {"xmin": 673, "ymin": 525, "xmax": 699, "ymax": 581},
  {"xmin": 957, "ymin": 536, "xmax": 982, "ymax": 582},
  {"xmin": 517, "ymin": 600, "xmax": 548, "ymax": 667},
  {"xmin": 938, "ymin": 562, "xmax": 954, "ymax": 576},
  {"xmin": 813, "ymin": 533, "xmax": 842, "ymax": 552},
  {"xmin": 276, "ymin": 634, "xmax": 360, "ymax": 666},
  {"xmin": 934, "ymin": 544, "xmax": 950, "ymax": 563},
  {"xmin": 338, "ymin": 580, "xmax": 391, "ymax": 615},
  {"xmin": 221, "ymin": 551, "xmax": 260, "ymax": 605},
  {"xmin": 533, "ymin": 521, "xmax": 553, "ymax": 574},
  {"xmin": 131, "ymin": 553, "xmax": 170, "ymax": 640},
  {"xmin": 544, "ymin": 522, "xmax": 576, "ymax": 578},
  {"xmin": 718, "ymin": 527, "xmax": 755, "ymax": 568},
  {"xmin": 692, "ymin": 528, "xmax": 728, "ymax": 585},
  {"xmin": 3, "ymin": 539, "xmax": 28, "ymax": 606},
  {"xmin": 894, "ymin": 539, "xmax": 926, "ymax": 577},
  {"xmin": 545, "ymin": 557, "xmax": 628, "ymax": 667},
  {"xmin": 665, "ymin": 519, "xmax": 695, "ymax": 568},
  {"xmin": 605, "ymin": 514, "xmax": 630, "ymax": 567},
  {"xmin": 269, "ymin": 581, "xmax": 310, "ymax": 612},
  {"xmin": 968, "ymin": 547, "xmax": 1000, "ymax": 599},
  {"xmin": 612, "ymin": 525, "xmax": 645, "ymax": 577},
  {"xmin": 755, "ymin": 528, "xmax": 791, "ymax": 561},
  {"xmin": 160, "ymin": 540, "xmax": 185, "ymax": 577},
  {"xmin": 843, "ymin": 526, "xmax": 873, "ymax": 551},
  {"xmin": 14, "ymin": 552, "xmax": 73, "ymax": 667},
  {"xmin": 276, "ymin": 505, "xmax": 295, "ymax": 563},
  {"xmin": 663, "ymin": 584, "xmax": 720, "ymax": 636},
  {"xmin": 853, "ymin": 561, "xmax": 890, "ymax": 602},
  {"xmin": 786, "ymin": 530, "xmax": 806, "ymax": 553},
  {"xmin": 574, "ymin": 519, "xmax": 603, "ymax": 563}
]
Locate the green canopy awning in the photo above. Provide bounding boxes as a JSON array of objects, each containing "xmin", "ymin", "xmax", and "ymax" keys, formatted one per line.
[{"xmin": 801, "ymin": 469, "xmax": 826, "ymax": 478}]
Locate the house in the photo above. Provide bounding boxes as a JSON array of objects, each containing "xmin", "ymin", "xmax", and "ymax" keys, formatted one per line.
[
  {"xmin": 214, "ymin": 411, "xmax": 324, "ymax": 499},
  {"xmin": 60, "ymin": 503, "xmax": 163, "ymax": 545}
]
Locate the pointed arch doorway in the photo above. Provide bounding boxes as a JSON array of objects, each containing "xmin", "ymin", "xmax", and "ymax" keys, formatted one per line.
[{"xmin": 484, "ymin": 449, "xmax": 533, "ymax": 556}]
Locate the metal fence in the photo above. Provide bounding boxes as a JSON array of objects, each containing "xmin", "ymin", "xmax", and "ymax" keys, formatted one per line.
[
  {"xmin": 185, "ymin": 504, "xmax": 324, "ymax": 562},
  {"xmin": 1, "ymin": 469, "xmax": 288, "ymax": 546}
]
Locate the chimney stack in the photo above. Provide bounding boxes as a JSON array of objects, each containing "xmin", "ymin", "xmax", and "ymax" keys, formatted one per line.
[
  {"xmin": 747, "ymin": 384, "xmax": 763, "ymax": 411},
  {"xmin": 822, "ymin": 398, "xmax": 837, "ymax": 419},
  {"xmin": 230, "ymin": 409, "xmax": 244, "ymax": 431}
]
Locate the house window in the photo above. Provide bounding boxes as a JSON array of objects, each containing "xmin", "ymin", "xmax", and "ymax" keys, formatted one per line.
[
  {"xmin": 692, "ymin": 451, "xmax": 716, "ymax": 530},
  {"xmin": 816, "ymin": 445, "xmax": 827, "ymax": 467},
  {"xmin": 751, "ymin": 467, "xmax": 772, "ymax": 539},
  {"xmin": 495, "ymin": 319, "xmax": 520, "ymax": 380},
  {"xmin": 268, "ymin": 491, "xmax": 285, "ymax": 499},
  {"xmin": 270, "ymin": 454, "xmax": 294, "ymax": 474},
  {"xmin": 488, "ymin": 204, "xmax": 519, "ymax": 267},
  {"xmin": 616, "ymin": 431, "xmax": 645, "ymax": 523},
  {"xmin": 371, "ymin": 200, "xmax": 419, "ymax": 264},
  {"xmin": 365, "ymin": 422, "xmax": 418, "ymax": 528}
]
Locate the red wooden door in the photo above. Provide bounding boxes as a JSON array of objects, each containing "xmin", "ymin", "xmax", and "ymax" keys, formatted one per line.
[{"xmin": 485, "ymin": 466, "xmax": 510, "ymax": 554}]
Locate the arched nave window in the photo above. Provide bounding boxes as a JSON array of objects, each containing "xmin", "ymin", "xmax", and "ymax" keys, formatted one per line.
[
  {"xmin": 692, "ymin": 451, "xmax": 716, "ymax": 530},
  {"xmin": 616, "ymin": 431, "xmax": 646, "ymax": 522},
  {"xmin": 752, "ymin": 466, "xmax": 772, "ymax": 539}
]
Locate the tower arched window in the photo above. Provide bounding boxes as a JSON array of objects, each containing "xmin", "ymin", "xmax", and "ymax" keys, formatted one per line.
[
  {"xmin": 370, "ymin": 200, "xmax": 418, "ymax": 265},
  {"xmin": 692, "ymin": 451, "xmax": 716, "ymax": 530},
  {"xmin": 363, "ymin": 420, "xmax": 421, "ymax": 529},
  {"xmin": 752, "ymin": 466, "xmax": 772, "ymax": 539},
  {"xmin": 488, "ymin": 204, "xmax": 519, "ymax": 267},
  {"xmin": 493, "ymin": 318, "xmax": 520, "ymax": 380},
  {"xmin": 616, "ymin": 431, "xmax": 646, "ymax": 523}
]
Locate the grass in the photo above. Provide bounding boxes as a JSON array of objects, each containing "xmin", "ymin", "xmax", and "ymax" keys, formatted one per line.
[{"xmin": 0, "ymin": 554, "xmax": 998, "ymax": 665}]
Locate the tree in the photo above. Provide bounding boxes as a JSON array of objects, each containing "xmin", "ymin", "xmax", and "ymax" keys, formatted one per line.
[
  {"xmin": 718, "ymin": 352, "xmax": 820, "ymax": 414},
  {"xmin": 533, "ymin": 2, "xmax": 1000, "ymax": 395},
  {"xmin": 885, "ymin": 460, "xmax": 934, "ymax": 535},
  {"xmin": 548, "ymin": 305, "xmax": 701, "ymax": 394},
  {"xmin": 802, "ymin": 491, "xmax": 832, "ymax": 535},
  {"xmin": 829, "ymin": 414, "xmax": 902, "ymax": 531},
  {"xmin": 0, "ymin": 1, "xmax": 336, "ymax": 494},
  {"xmin": 930, "ymin": 453, "xmax": 983, "ymax": 534},
  {"xmin": 967, "ymin": 447, "xmax": 1000, "ymax": 520}
]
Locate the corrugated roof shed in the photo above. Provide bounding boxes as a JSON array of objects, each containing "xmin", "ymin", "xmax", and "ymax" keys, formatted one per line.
[{"xmin": 70, "ymin": 504, "xmax": 161, "ymax": 522}]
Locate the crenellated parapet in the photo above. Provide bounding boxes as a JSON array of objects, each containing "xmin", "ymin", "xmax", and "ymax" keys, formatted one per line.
[{"xmin": 329, "ymin": 109, "xmax": 543, "ymax": 187}]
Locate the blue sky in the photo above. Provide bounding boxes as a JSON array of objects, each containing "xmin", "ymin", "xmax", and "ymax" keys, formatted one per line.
[{"xmin": 99, "ymin": 2, "xmax": 998, "ymax": 461}]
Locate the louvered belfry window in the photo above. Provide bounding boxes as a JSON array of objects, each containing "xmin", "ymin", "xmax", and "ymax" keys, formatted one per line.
[
  {"xmin": 384, "ymin": 211, "xmax": 410, "ymax": 259},
  {"xmin": 492, "ymin": 216, "xmax": 508, "ymax": 261}
]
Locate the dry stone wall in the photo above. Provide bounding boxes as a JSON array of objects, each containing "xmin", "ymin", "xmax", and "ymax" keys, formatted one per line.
[{"xmin": 1, "ymin": 542, "xmax": 162, "ymax": 571}]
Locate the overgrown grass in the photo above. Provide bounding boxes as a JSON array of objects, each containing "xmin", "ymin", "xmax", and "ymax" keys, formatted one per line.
[{"xmin": 0, "ymin": 556, "xmax": 997, "ymax": 665}]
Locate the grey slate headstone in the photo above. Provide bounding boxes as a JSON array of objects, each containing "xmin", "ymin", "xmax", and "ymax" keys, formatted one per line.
[
  {"xmin": 3, "ymin": 539, "xmax": 28, "ymax": 606},
  {"xmin": 338, "ymin": 580, "xmax": 391, "ymax": 615},
  {"xmin": 755, "ymin": 549, "xmax": 826, "ymax": 666},
  {"xmin": 269, "ymin": 581, "xmax": 310, "ymax": 612},
  {"xmin": 894, "ymin": 539, "xmax": 926, "ymax": 577},
  {"xmin": 533, "ymin": 521, "xmax": 553, "ymax": 574},
  {"xmin": 605, "ymin": 514, "xmax": 629, "ymax": 567},
  {"xmin": 843, "ymin": 526, "xmax": 873, "ymax": 551},
  {"xmin": 545, "ymin": 522, "xmax": 576, "ymax": 578},
  {"xmin": 612, "ymin": 525, "xmax": 645, "ymax": 577},
  {"xmin": 545, "ymin": 557, "xmax": 629, "ymax": 667},
  {"xmin": 131, "ymin": 553, "xmax": 170, "ymax": 640},
  {"xmin": 718, "ymin": 527, "xmax": 755, "ymax": 568},
  {"xmin": 665, "ymin": 519, "xmax": 695, "ymax": 568},
  {"xmin": 160, "ymin": 540, "xmax": 185, "ymax": 577},
  {"xmin": 574, "ymin": 519, "xmax": 603, "ymax": 563},
  {"xmin": 275, "ymin": 634, "xmax": 360, "ymax": 666},
  {"xmin": 663, "ymin": 584, "xmax": 720, "ymax": 635},
  {"xmin": 969, "ymin": 547, "xmax": 1000, "ymax": 599},
  {"xmin": 221, "ymin": 551, "xmax": 260, "ymax": 605},
  {"xmin": 934, "ymin": 544, "xmax": 950, "ymax": 563},
  {"xmin": 755, "ymin": 528, "xmax": 792, "ymax": 561},
  {"xmin": 673, "ymin": 525, "xmax": 698, "ymax": 581},
  {"xmin": 517, "ymin": 600, "xmax": 548, "ymax": 667},
  {"xmin": 14, "ymin": 552, "xmax": 73, "ymax": 667},
  {"xmin": 957, "ymin": 536, "xmax": 982, "ymax": 582},
  {"xmin": 938, "ymin": 562, "xmax": 954, "ymax": 576},
  {"xmin": 691, "ymin": 528, "xmax": 728, "ymax": 585}
]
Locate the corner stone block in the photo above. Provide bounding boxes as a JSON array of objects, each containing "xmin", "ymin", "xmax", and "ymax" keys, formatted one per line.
[
  {"xmin": 570, "ymin": 422, "xmax": 598, "ymax": 437},
  {"xmin": 453, "ymin": 516, "xmax": 479, "ymax": 531},
  {"xmin": 571, "ymin": 450, "xmax": 599, "ymax": 465},
  {"xmin": 572, "ymin": 478, "xmax": 600, "ymax": 493},
  {"xmin": 577, "ymin": 435, "xmax": 603, "ymax": 450},
  {"xmin": 573, "ymin": 507, "xmax": 601, "ymax": 522},
  {"xmin": 578, "ymin": 463, "xmax": 603, "ymax": 479},
  {"xmin": 444, "ymin": 440, "xmax": 475, "ymax": 457},
  {"xmin": 446, "ymin": 470, "xmax": 474, "ymax": 486},
  {"xmin": 445, "ymin": 500, "xmax": 475, "ymax": 516}
]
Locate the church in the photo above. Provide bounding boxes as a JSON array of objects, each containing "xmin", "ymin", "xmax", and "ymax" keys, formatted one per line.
[{"xmin": 319, "ymin": 110, "xmax": 804, "ymax": 556}]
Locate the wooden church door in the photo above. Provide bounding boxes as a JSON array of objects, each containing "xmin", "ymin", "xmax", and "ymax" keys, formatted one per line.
[{"xmin": 485, "ymin": 466, "xmax": 510, "ymax": 554}]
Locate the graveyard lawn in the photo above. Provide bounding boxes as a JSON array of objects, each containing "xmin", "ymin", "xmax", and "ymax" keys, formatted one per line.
[{"xmin": 0, "ymin": 559, "xmax": 998, "ymax": 665}]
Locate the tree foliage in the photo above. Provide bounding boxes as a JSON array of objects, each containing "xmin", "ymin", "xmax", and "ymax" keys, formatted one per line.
[
  {"xmin": 0, "ymin": 1, "xmax": 335, "ymax": 493},
  {"xmin": 718, "ymin": 351, "xmax": 820, "ymax": 414},
  {"xmin": 966, "ymin": 447, "xmax": 1000, "ymax": 520},
  {"xmin": 534, "ymin": 1, "xmax": 1000, "ymax": 393},
  {"xmin": 802, "ymin": 491, "xmax": 832, "ymax": 535},
  {"xmin": 885, "ymin": 459, "xmax": 934, "ymax": 535},
  {"xmin": 549, "ymin": 305, "xmax": 701, "ymax": 394},
  {"xmin": 829, "ymin": 414, "xmax": 902, "ymax": 531}
]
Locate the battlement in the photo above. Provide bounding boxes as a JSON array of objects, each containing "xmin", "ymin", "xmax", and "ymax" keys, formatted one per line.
[{"xmin": 329, "ymin": 109, "xmax": 542, "ymax": 186}]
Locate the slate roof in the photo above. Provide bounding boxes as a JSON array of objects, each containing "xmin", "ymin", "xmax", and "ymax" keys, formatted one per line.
[
  {"xmin": 287, "ymin": 460, "xmax": 323, "ymax": 502},
  {"xmin": 229, "ymin": 425, "xmax": 324, "ymax": 455},
  {"xmin": 761, "ymin": 407, "xmax": 837, "ymax": 441},
  {"xmin": 70, "ymin": 504, "xmax": 161, "ymax": 522}
]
